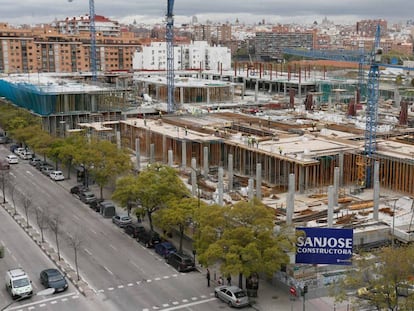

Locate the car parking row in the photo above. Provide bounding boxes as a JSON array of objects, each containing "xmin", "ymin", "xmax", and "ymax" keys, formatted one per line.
[
  {"xmin": 69, "ymin": 181, "xmax": 196, "ymax": 273},
  {"xmin": 29, "ymin": 157, "xmax": 65, "ymax": 181}
]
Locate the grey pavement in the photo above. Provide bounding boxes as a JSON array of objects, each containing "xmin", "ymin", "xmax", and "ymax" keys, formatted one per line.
[{"xmin": 57, "ymin": 177, "xmax": 352, "ymax": 311}]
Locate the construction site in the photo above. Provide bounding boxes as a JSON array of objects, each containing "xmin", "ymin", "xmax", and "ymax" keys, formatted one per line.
[{"xmin": 1, "ymin": 4, "xmax": 414, "ymax": 287}]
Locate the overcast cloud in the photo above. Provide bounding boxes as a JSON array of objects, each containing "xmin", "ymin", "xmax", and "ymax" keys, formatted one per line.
[{"xmin": 1, "ymin": 0, "xmax": 413, "ymax": 26}]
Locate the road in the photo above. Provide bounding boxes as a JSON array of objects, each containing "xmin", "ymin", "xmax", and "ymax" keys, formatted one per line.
[{"xmin": 0, "ymin": 146, "xmax": 232, "ymax": 310}]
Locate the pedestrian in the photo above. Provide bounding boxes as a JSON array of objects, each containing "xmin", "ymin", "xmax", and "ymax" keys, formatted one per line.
[
  {"xmin": 227, "ymin": 274, "xmax": 232, "ymax": 285},
  {"xmin": 218, "ymin": 276, "xmax": 223, "ymax": 285},
  {"xmin": 206, "ymin": 268, "xmax": 211, "ymax": 287}
]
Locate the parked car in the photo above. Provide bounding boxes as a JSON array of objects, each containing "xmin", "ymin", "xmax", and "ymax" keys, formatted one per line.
[
  {"xmin": 78, "ymin": 191, "xmax": 97, "ymax": 204},
  {"xmin": 89, "ymin": 198, "xmax": 104, "ymax": 212},
  {"xmin": 0, "ymin": 135, "xmax": 11, "ymax": 144},
  {"xmin": 29, "ymin": 158, "xmax": 42, "ymax": 166},
  {"xmin": 166, "ymin": 252, "xmax": 195, "ymax": 272},
  {"xmin": 49, "ymin": 170, "xmax": 65, "ymax": 181},
  {"xmin": 6, "ymin": 154, "xmax": 19, "ymax": 164},
  {"xmin": 41, "ymin": 165, "xmax": 54, "ymax": 176},
  {"xmin": 19, "ymin": 150, "xmax": 33, "ymax": 160},
  {"xmin": 124, "ymin": 223, "xmax": 146, "ymax": 238},
  {"xmin": 40, "ymin": 269, "xmax": 68, "ymax": 293},
  {"xmin": 13, "ymin": 147, "xmax": 25, "ymax": 156},
  {"xmin": 35, "ymin": 161, "xmax": 50, "ymax": 170},
  {"xmin": 112, "ymin": 214, "xmax": 132, "ymax": 228},
  {"xmin": 136, "ymin": 230, "xmax": 161, "ymax": 248},
  {"xmin": 214, "ymin": 285, "xmax": 250, "ymax": 308},
  {"xmin": 98, "ymin": 200, "xmax": 116, "ymax": 218},
  {"xmin": 155, "ymin": 242, "xmax": 177, "ymax": 258},
  {"xmin": 70, "ymin": 184, "xmax": 88, "ymax": 196},
  {"xmin": 9, "ymin": 144, "xmax": 20, "ymax": 153}
]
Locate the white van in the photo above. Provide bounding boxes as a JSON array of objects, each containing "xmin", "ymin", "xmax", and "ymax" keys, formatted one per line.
[{"xmin": 5, "ymin": 268, "xmax": 33, "ymax": 299}]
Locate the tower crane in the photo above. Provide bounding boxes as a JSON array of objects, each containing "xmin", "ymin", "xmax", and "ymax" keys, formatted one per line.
[
  {"xmin": 89, "ymin": 0, "xmax": 97, "ymax": 82},
  {"xmin": 284, "ymin": 25, "xmax": 414, "ymax": 188},
  {"xmin": 68, "ymin": 0, "xmax": 97, "ymax": 81},
  {"xmin": 166, "ymin": 0, "xmax": 175, "ymax": 113}
]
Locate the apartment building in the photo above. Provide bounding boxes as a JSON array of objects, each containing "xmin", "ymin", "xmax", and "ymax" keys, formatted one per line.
[
  {"xmin": 132, "ymin": 40, "xmax": 231, "ymax": 71},
  {"xmin": 255, "ymin": 30, "xmax": 315, "ymax": 61},
  {"xmin": 0, "ymin": 18, "xmax": 141, "ymax": 74}
]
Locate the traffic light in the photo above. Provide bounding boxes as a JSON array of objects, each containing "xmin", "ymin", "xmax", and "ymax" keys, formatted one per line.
[{"xmin": 301, "ymin": 285, "xmax": 308, "ymax": 296}]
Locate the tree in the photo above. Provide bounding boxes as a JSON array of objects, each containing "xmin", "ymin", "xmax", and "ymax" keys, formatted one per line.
[
  {"xmin": 113, "ymin": 164, "xmax": 190, "ymax": 232},
  {"xmin": 55, "ymin": 134, "xmax": 85, "ymax": 179},
  {"xmin": 153, "ymin": 197, "xmax": 198, "ymax": 252},
  {"xmin": 48, "ymin": 214, "xmax": 62, "ymax": 261},
  {"xmin": 67, "ymin": 229, "xmax": 84, "ymax": 281},
  {"xmin": 0, "ymin": 169, "xmax": 8, "ymax": 204},
  {"xmin": 6, "ymin": 179, "xmax": 18, "ymax": 215},
  {"xmin": 334, "ymin": 246, "xmax": 414, "ymax": 310},
  {"xmin": 34, "ymin": 207, "xmax": 49, "ymax": 243},
  {"xmin": 197, "ymin": 199, "xmax": 295, "ymax": 289},
  {"xmin": 21, "ymin": 195, "xmax": 33, "ymax": 228},
  {"xmin": 90, "ymin": 140, "xmax": 132, "ymax": 199}
]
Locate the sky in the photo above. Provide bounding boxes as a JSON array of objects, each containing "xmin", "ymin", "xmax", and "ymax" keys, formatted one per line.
[{"xmin": 1, "ymin": 0, "xmax": 413, "ymax": 26}]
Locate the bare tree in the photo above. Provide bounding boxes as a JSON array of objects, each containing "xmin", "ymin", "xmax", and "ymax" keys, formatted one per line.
[
  {"xmin": 6, "ymin": 179, "xmax": 18, "ymax": 216},
  {"xmin": 0, "ymin": 169, "xmax": 8, "ymax": 204},
  {"xmin": 67, "ymin": 229, "xmax": 84, "ymax": 281},
  {"xmin": 48, "ymin": 213, "xmax": 62, "ymax": 261},
  {"xmin": 34, "ymin": 207, "xmax": 49, "ymax": 243},
  {"xmin": 21, "ymin": 195, "xmax": 33, "ymax": 228}
]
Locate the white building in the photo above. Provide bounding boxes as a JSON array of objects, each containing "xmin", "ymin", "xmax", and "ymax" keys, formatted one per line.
[{"xmin": 132, "ymin": 41, "xmax": 231, "ymax": 71}]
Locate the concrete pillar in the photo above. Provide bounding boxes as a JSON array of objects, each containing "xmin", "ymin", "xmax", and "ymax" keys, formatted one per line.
[
  {"xmin": 286, "ymin": 173, "xmax": 295, "ymax": 226},
  {"xmin": 328, "ymin": 185, "xmax": 334, "ymax": 227},
  {"xmin": 155, "ymin": 85, "xmax": 160, "ymax": 101},
  {"xmin": 181, "ymin": 140, "xmax": 187, "ymax": 168},
  {"xmin": 180, "ymin": 87, "xmax": 184, "ymax": 106},
  {"xmin": 241, "ymin": 78, "xmax": 245, "ymax": 99},
  {"xmin": 162, "ymin": 135, "xmax": 167, "ymax": 164},
  {"xmin": 91, "ymin": 94, "xmax": 97, "ymax": 112},
  {"xmin": 268, "ymin": 83, "xmax": 272, "ymax": 94},
  {"xmin": 339, "ymin": 152, "xmax": 344, "ymax": 186},
  {"xmin": 256, "ymin": 163, "xmax": 262, "ymax": 200},
  {"xmin": 373, "ymin": 161, "xmax": 380, "ymax": 221},
  {"xmin": 218, "ymin": 167, "xmax": 224, "ymax": 206},
  {"xmin": 299, "ymin": 166, "xmax": 305, "ymax": 194},
  {"xmin": 191, "ymin": 157, "xmax": 197, "ymax": 197},
  {"xmin": 228, "ymin": 154, "xmax": 234, "ymax": 192},
  {"xmin": 334, "ymin": 167, "xmax": 340, "ymax": 206},
  {"xmin": 283, "ymin": 82, "xmax": 287, "ymax": 97},
  {"xmin": 168, "ymin": 150, "xmax": 173, "ymax": 167},
  {"xmin": 64, "ymin": 94, "xmax": 69, "ymax": 112},
  {"xmin": 149, "ymin": 143, "xmax": 155, "ymax": 164},
  {"xmin": 116, "ymin": 131, "xmax": 121, "ymax": 149},
  {"xmin": 135, "ymin": 138, "xmax": 140, "ymax": 172},
  {"xmin": 254, "ymin": 80, "xmax": 258, "ymax": 103},
  {"xmin": 207, "ymin": 88, "xmax": 210, "ymax": 105},
  {"xmin": 248, "ymin": 178, "xmax": 254, "ymax": 201},
  {"xmin": 203, "ymin": 146, "xmax": 209, "ymax": 177}
]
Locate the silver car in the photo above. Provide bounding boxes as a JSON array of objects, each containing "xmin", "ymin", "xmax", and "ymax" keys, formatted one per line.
[
  {"xmin": 112, "ymin": 214, "xmax": 132, "ymax": 227},
  {"xmin": 214, "ymin": 285, "xmax": 250, "ymax": 308}
]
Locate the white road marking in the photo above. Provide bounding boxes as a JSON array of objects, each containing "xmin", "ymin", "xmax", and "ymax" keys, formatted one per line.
[
  {"xmin": 104, "ymin": 266, "xmax": 114, "ymax": 275},
  {"xmin": 109, "ymin": 244, "xmax": 117, "ymax": 251},
  {"xmin": 61, "ymin": 298, "xmax": 68, "ymax": 302},
  {"xmin": 84, "ymin": 248, "xmax": 92, "ymax": 256},
  {"xmin": 39, "ymin": 304, "xmax": 46, "ymax": 307},
  {"xmin": 172, "ymin": 301, "xmax": 179, "ymax": 305},
  {"xmin": 118, "ymin": 285, "xmax": 124, "ymax": 289},
  {"xmin": 154, "ymin": 277, "xmax": 161, "ymax": 281},
  {"xmin": 50, "ymin": 301, "xmax": 57, "ymax": 304},
  {"xmin": 191, "ymin": 297, "xmax": 198, "ymax": 301},
  {"xmin": 163, "ymin": 276, "xmax": 170, "ymax": 279},
  {"xmin": 159, "ymin": 298, "xmax": 216, "ymax": 311},
  {"xmin": 182, "ymin": 299, "xmax": 188, "ymax": 303},
  {"xmin": 72, "ymin": 215, "xmax": 81, "ymax": 222},
  {"xmin": 89, "ymin": 228, "xmax": 97, "ymax": 234},
  {"xmin": 162, "ymin": 304, "xmax": 169, "ymax": 307},
  {"xmin": 127, "ymin": 283, "xmax": 134, "ymax": 287},
  {"xmin": 108, "ymin": 287, "xmax": 114, "ymax": 291},
  {"xmin": 26, "ymin": 171, "xmax": 33, "ymax": 176},
  {"xmin": 7, "ymin": 292, "xmax": 77, "ymax": 310}
]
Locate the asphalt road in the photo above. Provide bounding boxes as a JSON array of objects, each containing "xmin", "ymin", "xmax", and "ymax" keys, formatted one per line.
[{"xmin": 0, "ymin": 145, "xmax": 233, "ymax": 310}]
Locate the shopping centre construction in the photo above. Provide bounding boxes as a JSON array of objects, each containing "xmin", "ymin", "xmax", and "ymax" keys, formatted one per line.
[{"xmin": 1, "ymin": 64, "xmax": 414, "ymax": 260}]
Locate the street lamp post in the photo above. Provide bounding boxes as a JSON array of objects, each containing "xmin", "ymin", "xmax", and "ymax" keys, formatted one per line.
[{"xmin": 1, "ymin": 288, "xmax": 55, "ymax": 311}]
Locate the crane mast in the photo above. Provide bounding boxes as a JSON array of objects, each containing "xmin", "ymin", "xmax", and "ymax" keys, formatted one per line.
[
  {"xmin": 166, "ymin": 0, "xmax": 175, "ymax": 113},
  {"xmin": 364, "ymin": 24, "xmax": 382, "ymax": 187},
  {"xmin": 89, "ymin": 0, "xmax": 97, "ymax": 81}
]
